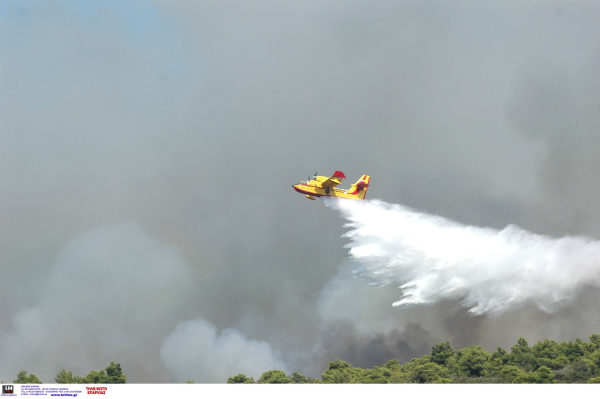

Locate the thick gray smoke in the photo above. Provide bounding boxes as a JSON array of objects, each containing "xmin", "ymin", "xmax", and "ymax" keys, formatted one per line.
[
  {"xmin": 327, "ymin": 198, "xmax": 600, "ymax": 316},
  {"xmin": 160, "ymin": 319, "xmax": 287, "ymax": 383},
  {"xmin": 0, "ymin": 222, "xmax": 195, "ymax": 382},
  {"xmin": 0, "ymin": 219, "xmax": 289, "ymax": 383}
]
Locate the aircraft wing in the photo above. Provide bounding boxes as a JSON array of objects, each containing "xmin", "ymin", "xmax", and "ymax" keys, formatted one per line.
[{"xmin": 320, "ymin": 171, "xmax": 346, "ymax": 188}]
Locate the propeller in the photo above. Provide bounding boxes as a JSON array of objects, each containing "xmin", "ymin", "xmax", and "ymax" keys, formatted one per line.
[{"xmin": 314, "ymin": 171, "xmax": 317, "ymax": 179}]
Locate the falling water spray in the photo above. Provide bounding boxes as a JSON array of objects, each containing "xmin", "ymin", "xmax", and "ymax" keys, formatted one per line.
[{"xmin": 325, "ymin": 198, "xmax": 600, "ymax": 316}]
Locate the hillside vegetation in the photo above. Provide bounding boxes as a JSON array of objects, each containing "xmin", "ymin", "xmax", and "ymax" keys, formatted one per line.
[{"xmin": 228, "ymin": 335, "xmax": 600, "ymax": 384}]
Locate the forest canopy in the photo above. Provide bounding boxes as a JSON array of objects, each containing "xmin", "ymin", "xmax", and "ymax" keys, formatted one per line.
[{"xmin": 228, "ymin": 334, "xmax": 600, "ymax": 384}]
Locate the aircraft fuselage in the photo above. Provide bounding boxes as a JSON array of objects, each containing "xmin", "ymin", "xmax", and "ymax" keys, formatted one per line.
[{"xmin": 292, "ymin": 173, "xmax": 370, "ymax": 200}]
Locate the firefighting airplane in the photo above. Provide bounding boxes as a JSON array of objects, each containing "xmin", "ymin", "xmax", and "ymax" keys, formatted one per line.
[{"xmin": 293, "ymin": 171, "xmax": 371, "ymax": 200}]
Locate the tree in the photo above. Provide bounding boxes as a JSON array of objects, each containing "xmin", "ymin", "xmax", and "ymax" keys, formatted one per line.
[
  {"xmin": 532, "ymin": 339, "xmax": 565, "ymax": 370},
  {"xmin": 227, "ymin": 374, "xmax": 255, "ymax": 384},
  {"xmin": 431, "ymin": 341, "xmax": 455, "ymax": 366},
  {"xmin": 325, "ymin": 360, "xmax": 352, "ymax": 371},
  {"xmin": 534, "ymin": 366, "xmax": 554, "ymax": 383},
  {"xmin": 590, "ymin": 350, "xmax": 600, "ymax": 369},
  {"xmin": 290, "ymin": 372, "xmax": 308, "ymax": 383},
  {"xmin": 562, "ymin": 340, "xmax": 585, "ymax": 362},
  {"xmin": 408, "ymin": 363, "xmax": 450, "ymax": 383},
  {"xmin": 445, "ymin": 355, "xmax": 459, "ymax": 376},
  {"xmin": 383, "ymin": 359, "xmax": 401, "ymax": 371},
  {"xmin": 80, "ymin": 362, "xmax": 127, "ymax": 384},
  {"xmin": 590, "ymin": 334, "xmax": 600, "ymax": 349},
  {"xmin": 535, "ymin": 357, "xmax": 567, "ymax": 371},
  {"xmin": 55, "ymin": 369, "xmax": 82, "ymax": 384},
  {"xmin": 490, "ymin": 347, "xmax": 510, "ymax": 365},
  {"xmin": 14, "ymin": 370, "xmax": 42, "ymax": 384},
  {"xmin": 512, "ymin": 373, "xmax": 537, "ymax": 383},
  {"xmin": 456, "ymin": 346, "xmax": 489, "ymax": 377},
  {"xmin": 388, "ymin": 372, "xmax": 409, "ymax": 383},
  {"xmin": 328, "ymin": 371, "xmax": 353, "ymax": 383},
  {"xmin": 554, "ymin": 360, "xmax": 592, "ymax": 383},
  {"xmin": 104, "ymin": 362, "xmax": 126, "ymax": 383},
  {"xmin": 510, "ymin": 338, "xmax": 536, "ymax": 370},
  {"xmin": 357, "ymin": 367, "xmax": 390, "ymax": 384},
  {"xmin": 533, "ymin": 339, "xmax": 560, "ymax": 360},
  {"xmin": 81, "ymin": 371, "xmax": 108, "ymax": 384},
  {"xmin": 321, "ymin": 360, "xmax": 362, "ymax": 383},
  {"xmin": 257, "ymin": 370, "xmax": 290, "ymax": 384},
  {"xmin": 500, "ymin": 365, "xmax": 522, "ymax": 383}
]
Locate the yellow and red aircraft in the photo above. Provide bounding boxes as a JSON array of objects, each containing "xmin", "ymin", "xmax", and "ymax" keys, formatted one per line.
[{"xmin": 293, "ymin": 171, "xmax": 371, "ymax": 200}]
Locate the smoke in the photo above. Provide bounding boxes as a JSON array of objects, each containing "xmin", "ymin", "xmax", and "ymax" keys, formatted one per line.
[
  {"xmin": 0, "ymin": 219, "xmax": 289, "ymax": 383},
  {"xmin": 326, "ymin": 198, "xmax": 600, "ymax": 316},
  {"xmin": 160, "ymin": 319, "xmax": 287, "ymax": 383},
  {"xmin": 309, "ymin": 320, "xmax": 434, "ymax": 371},
  {"xmin": 0, "ymin": 221, "xmax": 195, "ymax": 383}
]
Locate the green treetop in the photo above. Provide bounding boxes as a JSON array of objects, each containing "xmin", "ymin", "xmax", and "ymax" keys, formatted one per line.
[
  {"xmin": 257, "ymin": 370, "xmax": 290, "ymax": 384},
  {"xmin": 227, "ymin": 374, "xmax": 255, "ymax": 384},
  {"xmin": 14, "ymin": 370, "xmax": 42, "ymax": 384},
  {"xmin": 431, "ymin": 341, "xmax": 455, "ymax": 366},
  {"xmin": 456, "ymin": 346, "xmax": 490, "ymax": 377},
  {"xmin": 68, "ymin": 362, "xmax": 128, "ymax": 384},
  {"xmin": 54, "ymin": 369, "xmax": 83, "ymax": 384}
]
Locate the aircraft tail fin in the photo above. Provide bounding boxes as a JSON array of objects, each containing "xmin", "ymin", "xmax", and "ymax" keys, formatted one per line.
[{"xmin": 347, "ymin": 175, "xmax": 370, "ymax": 199}]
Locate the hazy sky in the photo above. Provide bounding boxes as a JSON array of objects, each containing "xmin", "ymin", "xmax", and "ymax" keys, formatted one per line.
[{"xmin": 1, "ymin": 0, "xmax": 600, "ymax": 382}]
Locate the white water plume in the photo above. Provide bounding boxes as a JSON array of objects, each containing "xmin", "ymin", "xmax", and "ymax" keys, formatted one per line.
[{"xmin": 325, "ymin": 198, "xmax": 600, "ymax": 316}]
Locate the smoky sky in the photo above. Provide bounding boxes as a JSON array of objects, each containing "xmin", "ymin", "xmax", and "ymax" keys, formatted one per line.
[{"xmin": 2, "ymin": 0, "xmax": 600, "ymax": 382}]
